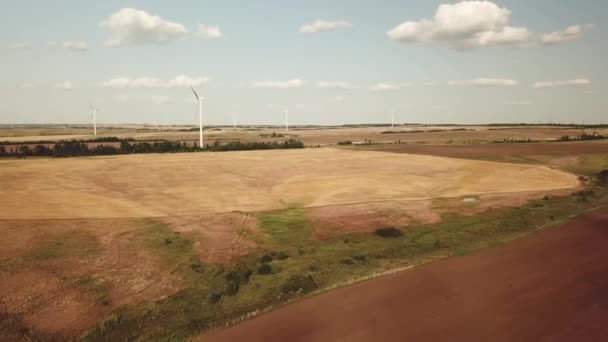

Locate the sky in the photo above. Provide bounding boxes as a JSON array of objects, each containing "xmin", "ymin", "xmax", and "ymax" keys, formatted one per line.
[{"xmin": 0, "ymin": 0, "xmax": 606, "ymax": 125}]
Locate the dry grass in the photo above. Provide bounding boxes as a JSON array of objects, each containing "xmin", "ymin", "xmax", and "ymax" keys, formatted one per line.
[{"xmin": 0, "ymin": 148, "xmax": 579, "ymax": 220}]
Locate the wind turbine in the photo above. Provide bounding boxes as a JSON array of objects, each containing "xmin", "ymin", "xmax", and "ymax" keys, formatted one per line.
[
  {"xmin": 191, "ymin": 87, "xmax": 205, "ymax": 148},
  {"xmin": 284, "ymin": 109, "xmax": 289, "ymax": 132},
  {"xmin": 89, "ymin": 103, "xmax": 98, "ymax": 136},
  {"xmin": 232, "ymin": 112, "xmax": 238, "ymax": 129},
  {"xmin": 391, "ymin": 108, "xmax": 396, "ymax": 128}
]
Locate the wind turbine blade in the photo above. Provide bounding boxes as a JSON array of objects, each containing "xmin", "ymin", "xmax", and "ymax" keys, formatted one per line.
[{"xmin": 191, "ymin": 86, "xmax": 200, "ymax": 101}]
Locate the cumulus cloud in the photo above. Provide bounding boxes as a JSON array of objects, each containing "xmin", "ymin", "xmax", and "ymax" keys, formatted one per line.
[
  {"xmin": 63, "ymin": 41, "xmax": 88, "ymax": 51},
  {"xmin": 300, "ymin": 19, "xmax": 352, "ymax": 33},
  {"xmin": 196, "ymin": 24, "xmax": 223, "ymax": 39},
  {"xmin": 54, "ymin": 81, "xmax": 74, "ymax": 90},
  {"xmin": 101, "ymin": 74, "xmax": 208, "ymax": 88},
  {"xmin": 13, "ymin": 42, "xmax": 31, "ymax": 50},
  {"xmin": 534, "ymin": 79, "xmax": 591, "ymax": 88},
  {"xmin": 316, "ymin": 81, "xmax": 357, "ymax": 89},
  {"xmin": 100, "ymin": 8, "xmax": 188, "ymax": 47},
  {"xmin": 386, "ymin": 1, "xmax": 532, "ymax": 49},
  {"xmin": 448, "ymin": 78, "xmax": 519, "ymax": 87},
  {"xmin": 540, "ymin": 24, "xmax": 591, "ymax": 45},
  {"xmin": 251, "ymin": 79, "xmax": 304, "ymax": 89},
  {"xmin": 370, "ymin": 83, "xmax": 406, "ymax": 92}
]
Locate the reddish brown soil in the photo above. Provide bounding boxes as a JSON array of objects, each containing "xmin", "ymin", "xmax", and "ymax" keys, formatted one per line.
[
  {"xmin": 0, "ymin": 219, "xmax": 183, "ymax": 336},
  {"xmin": 206, "ymin": 207, "xmax": 608, "ymax": 342},
  {"xmin": 363, "ymin": 141, "xmax": 608, "ymax": 159},
  {"xmin": 308, "ymin": 201, "xmax": 440, "ymax": 239},
  {"xmin": 159, "ymin": 212, "xmax": 259, "ymax": 264}
]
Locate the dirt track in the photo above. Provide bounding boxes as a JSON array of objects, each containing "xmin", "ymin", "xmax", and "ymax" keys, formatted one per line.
[{"xmin": 206, "ymin": 207, "xmax": 608, "ymax": 342}]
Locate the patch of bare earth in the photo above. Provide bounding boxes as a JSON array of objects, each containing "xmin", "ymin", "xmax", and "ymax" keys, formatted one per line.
[
  {"xmin": 94, "ymin": 225, "xmax": 183, "ymax": 307},
  {"xmin": 0, "ymin": 219, "xmax": 184, "ymax": 337},
  {"xmin": 0, "ymin": 262, "xmax": 111, "ymax": 336},
  {"xmin": 159, "ymin": 212, "xmax": 259, "ymax": 264},
  {"xmin": 308, "ymin": 201, "xmax": 441, "ymax": 238}
]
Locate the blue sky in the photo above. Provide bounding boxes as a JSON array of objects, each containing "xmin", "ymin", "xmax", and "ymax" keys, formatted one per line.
[{"xmin": 0, "ymin": 0, "xmax": 605, "ymax": 125}]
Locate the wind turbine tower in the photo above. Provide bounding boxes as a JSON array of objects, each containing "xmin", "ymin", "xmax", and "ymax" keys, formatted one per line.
[
  {"xmin": 285, "ymin": 109, "xmax": 289, "ymax": 132},
  {"xmin": 391, "ymin": 108, "xmax": 395, "ymax": 128},
  {"xmin": 191, "ymin": 87, "xmax": 205, "ymax": 148},
  {"xmin": 89, "ymin": 103, "xmax": 98, "ymax": 136}
]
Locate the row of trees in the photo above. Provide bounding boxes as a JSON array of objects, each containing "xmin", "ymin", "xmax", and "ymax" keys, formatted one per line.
[
  {"xmin": 0, "ymin": 138, "xmax": 304, "ymax": 158},
  {"xmin": 556, "ymin": 133, "xmax": 606, "ymax": 142}
]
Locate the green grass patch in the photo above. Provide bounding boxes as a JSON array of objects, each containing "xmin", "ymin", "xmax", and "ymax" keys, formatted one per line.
[
  {"xmin": 140, "ymin": 220, "xmax": 196, "ymax": 267},
  {"xmin": 257, "ymin": 207, "xmax": 311, "ymax": 247}
]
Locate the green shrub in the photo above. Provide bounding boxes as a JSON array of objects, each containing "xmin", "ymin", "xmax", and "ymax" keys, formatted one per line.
[
  {"xmin": 374, "ymin": 227, "xmax": 403, "ymax": 238},
  {"xmin": 224, "ymin": 265, "xmax": 253, "ymax": 296},
  {"xmin": 257, "ymin": 264, "xmax": 272, "ymax": 275},
  {"xmin": 208, "ymin": 292, "xmax": 222, "ymax": 304},
  {"xmin": 276, "ymin": 251, "xmax": 289, "ymax": 260},
  {"xmin": 259, "ymin": 254, "xmax": 273, "ymax": 263},
  {"xmin": 337, "ymin": 140, "xmax": 352, "ymax": 145},
  {"xmin": 281, "ymin": 274, "xmax": 318, "ymax": 294},
  {"xmin": 598, "ymin": 170, "xmax": 608, "ymax": 184}
]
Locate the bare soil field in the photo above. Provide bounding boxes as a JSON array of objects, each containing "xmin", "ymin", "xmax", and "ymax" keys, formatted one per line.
[
  {"xmin": 2, "ymin": 125, "xmax": 606, "ymax": 146},
  {"xmin": 205, "ymin": 207, "xmax": 608, "ymax": 342},
  {"xmin": 362, "ymin": 140, "xmax": 608, "ymax": 160},
  {"xmin": 0, "ymin": 149, "xmax": 579, "ymax": 220}
]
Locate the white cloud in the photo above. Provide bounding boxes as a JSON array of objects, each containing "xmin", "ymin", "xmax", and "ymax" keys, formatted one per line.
[
  {"xmin": 100, "ymin": 8, "xmax": 188, "ymax": 47},
  {"xmin": 534, "ymin": 79, "xmax": 591, "ymax": 88},
  {"xmin": 335, "ymin": 96, "xmax": 345, "ymax": 102},
  {"xmin": 47, "ymin": 41, "xmax": 58, "ymax": 47},
  {"xmin": 63, "ymin": 41, "xmax": 88, "ymax": 51},
  {"xmin": 300, "ymin": 19, "xmax": 352, "ymax": 34},
  {"xmin": 13, "ymin": 42, "xmax": 31, "ymax": 50},
  {"xmin": 54, "ymin": 81, "xmax": 74, "ymax": 90},
  {"xmin": 370, "ymin": 83, "xmax": 407, "ymax": 92},
  {"xmin": 540, "ymin": 24, "xmax": 591, "ymax": 45},
  {"xmin": 21, "ymin": 83, "xmax": 34, "ymax": 89},
  {"xmin": 448, "ymin": 78, "xmax": 519, "ymax": 87},
  {"xmin": 101, "ymin": 74, "xmax": 208, "ymax": 88},
  {"xmin": 196, "ymin": 24, "xmax": 223, "ymax": 39},
  {"xmin": 386, "ymin": 1, "xmax": 531, "ymax": 49},
  {"xmin": 316, "ymin": 81, "xmax": 357, "ymax": 89},
  {"xmin": 251, "ymin": 79, "xmax": 304, "ymax": 89},
  {"xmin": 167, "ymin": 74, "xmax": 208, "ymax": 87}
]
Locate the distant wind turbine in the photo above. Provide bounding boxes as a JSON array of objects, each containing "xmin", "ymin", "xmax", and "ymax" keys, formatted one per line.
[
  {"xmin": 232, "ymin": 112, "xmax": 238, "ymax": 129},
  {"xmin": 89, "ymin": 103, "xmax": 98, "ymax": 136},
  {"xmin": 191, "ymin": 87, "xmax": 205, "ymax": 148},
  {"xmin": 391, "ymin": 108, "xmax": 396, "ymax": 128},
  {"xmin": 285, "ymin": 109, "xmax": 289, "ymax": 132}
]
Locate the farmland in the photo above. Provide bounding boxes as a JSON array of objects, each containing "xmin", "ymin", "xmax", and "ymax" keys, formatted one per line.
[{"xmin": 0, "ymin": 125, "xmax": 606, "ymax": 340}]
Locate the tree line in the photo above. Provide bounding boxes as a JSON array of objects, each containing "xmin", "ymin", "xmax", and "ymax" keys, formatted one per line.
[
  {"xmin": 0, "ymin": 138, "xmax": 304, "ymax": 158},
  {"xmin": 556, "ymin": 132, "xmax": 607, "ymax": 142}
]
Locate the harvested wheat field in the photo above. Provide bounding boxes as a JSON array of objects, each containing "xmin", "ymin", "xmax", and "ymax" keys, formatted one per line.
[{"xmin": 0, "ymin": 148, "xmax": 579, "ymax": 220}]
